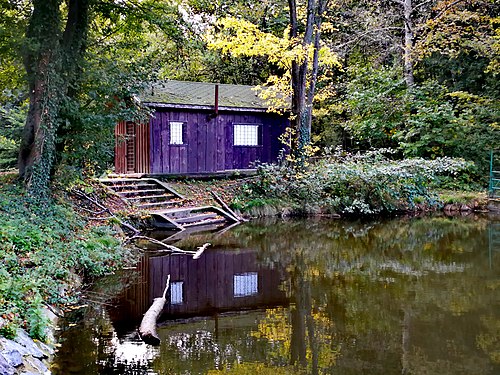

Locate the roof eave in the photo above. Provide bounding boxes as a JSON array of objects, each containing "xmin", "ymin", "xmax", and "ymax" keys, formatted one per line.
[{"xmin": 143, "ymin": 102, "xmax": 269, "ymax": 113}]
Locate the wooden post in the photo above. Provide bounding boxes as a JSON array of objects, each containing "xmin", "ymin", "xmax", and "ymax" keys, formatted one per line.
[{"xmin": 211, "ymin": 191, "xmax": 248, "ymax": 222}]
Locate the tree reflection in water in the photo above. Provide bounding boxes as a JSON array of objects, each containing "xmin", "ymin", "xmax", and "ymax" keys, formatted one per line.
[{"xmin": 52, "ymin": 215, "xmax": 500, "ymax": 374}]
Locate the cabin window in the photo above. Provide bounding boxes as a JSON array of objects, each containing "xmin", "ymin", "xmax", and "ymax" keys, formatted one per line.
[
  {"xmin": 234, "ymin": 124, "xmax": 261, "ymax": 146},
  {"xmin": 169, "ymin": 121, "xmax": 185, "ymax": 145},
  {"xmin": 233, "ymin": 272, "xmax": 258, "ymax": 297},
  {"xmin": 170, "ymin": 281, "xmax": 184, "ymax": 305}
]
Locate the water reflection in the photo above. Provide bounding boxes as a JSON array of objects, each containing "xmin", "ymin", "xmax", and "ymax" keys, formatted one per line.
[{"xmin": 52, "ymin": 215, "xmax": 500, "ymax": 374}]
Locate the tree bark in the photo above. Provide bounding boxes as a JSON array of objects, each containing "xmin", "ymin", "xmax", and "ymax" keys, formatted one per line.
[
  {"xmin": 403, "ymin": 0, "xmax": 415, "ymax": 87},
  {"xmin": 287, "ymin": 0, "xmax": 328, "ymax": 163}
]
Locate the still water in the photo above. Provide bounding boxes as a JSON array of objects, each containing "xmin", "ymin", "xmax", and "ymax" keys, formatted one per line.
[{"xmin": 52, "ymin": 215, "xmax": 500, "ymax": 374}]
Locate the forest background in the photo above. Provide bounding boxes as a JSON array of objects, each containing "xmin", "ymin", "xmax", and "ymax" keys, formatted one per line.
[
  {"xmin": 0, "ymin": 0, "xmax": 498, "ymax": 340},
  {"xmin": 0, "ymin": 0, "xmax": 498, "ymax": 197}
]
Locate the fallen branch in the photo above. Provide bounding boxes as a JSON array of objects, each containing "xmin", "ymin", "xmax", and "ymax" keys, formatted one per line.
[
  {"xmin": 129, "ymin": 235, "xmax": 210, "ymax": 259},
  {"xmin": 211, "ymin": 191, "xmax": 248, "ymax": 222},
  {"xmin": 139, "ymin": 275, "xmax": 170, "ymax": 345},
  {"xmin": 71, "ymin": 189, "xmax": 140, "ymax": 235}
]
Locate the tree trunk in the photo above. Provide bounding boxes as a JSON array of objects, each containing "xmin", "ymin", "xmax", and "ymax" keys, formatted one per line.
[
  {"xmin": 403, "ymin": 0, "xmax": 415, "ymax": 87},
  {"xmin": 19, "ymin": 0, "xmax": 89, "ymax": 198},
  {"xmin": 287, "ymin": 0, "xmax": 328, "ymax": 163},
  {"xmin": 19, "ymin": 0, "xmax": 62, "ymax": 197}
]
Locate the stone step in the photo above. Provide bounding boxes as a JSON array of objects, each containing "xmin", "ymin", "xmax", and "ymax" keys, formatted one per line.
[
  {"xmin": 136, "ymin": 201, "xmax": 179, "ymax": 210},
  {"xmin": 182, "ymin": 217, "xmax": 227, "ymax": 228},
  {"xmin": 110, "ymin": 183, "xmax": 158, "ymax": 191},
  {"xmin": 175, "ymin": 213, "xmax": 219, "ymax": 224},
  {"xmin": 117, "ymin": 189, "xmax": 167, "ymax": 197},
  {"xmin": 127, "ymin": 194, "xmax": 178, "ymax": 202}
]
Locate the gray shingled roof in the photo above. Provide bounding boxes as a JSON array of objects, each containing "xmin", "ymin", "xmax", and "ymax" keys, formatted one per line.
[{"xmin": 141, "ymin": 80, "xmax": 268, "ymax": 110}]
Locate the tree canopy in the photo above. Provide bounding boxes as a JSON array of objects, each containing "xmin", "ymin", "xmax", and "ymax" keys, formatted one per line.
[{"xmin": 0, "ymin": 0, "xmax": 498, "ymax": 196}]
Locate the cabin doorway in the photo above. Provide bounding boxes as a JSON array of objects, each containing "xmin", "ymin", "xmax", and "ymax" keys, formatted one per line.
[
  {"xmin": 114, "ymin": 121, "xmax": 150, "ymax": 174},
  {"xmin": 125, "ymin": 122, "xmax": 136, "ymax": 173}
]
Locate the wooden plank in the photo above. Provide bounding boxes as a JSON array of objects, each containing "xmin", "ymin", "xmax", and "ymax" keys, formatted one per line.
[
  {"xmin": 187, "ymin": 111, "xmax": 197, "ymax": 173},
  {"xmin": 151, "ymin": 111, "xmax": 162, "ymax": 173},
  {"xmin": 160, "ymin": 112, "xmax": 170, "ymax": 174},
  {"xmin": 216, "ymin": 115, "xmax": 225, "ymax": 171},
  {"xmin": 179, "ymin": 111, "xmax": 188, "ymax": 173},
  {"xmin": 114, "ymin": 121, "xmax": 127, "ymax": 173},
  {"xmin": 205, "ymin": 116, "xmax": 215, "ymax": 172},
  {"xmin": 225, "ymin": 118, "xmax": 233, "ymax": 170},
  {"xmin": 197, "ymin": 112, "xmax": 205, "ymax": 172}
]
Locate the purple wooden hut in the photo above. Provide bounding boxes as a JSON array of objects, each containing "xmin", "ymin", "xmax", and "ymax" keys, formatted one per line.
[{"xmin": 115, "ymin": 80, "xmax": 289, "ymax": 175}]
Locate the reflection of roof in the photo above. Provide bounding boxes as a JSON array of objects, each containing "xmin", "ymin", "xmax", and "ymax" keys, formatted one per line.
[{"xmin": 141, "ymin": 80, "xmax": 268, "ymax": 110}]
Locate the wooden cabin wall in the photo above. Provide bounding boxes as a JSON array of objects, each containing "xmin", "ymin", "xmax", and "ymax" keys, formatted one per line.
[
  {"xmin": 114, "ymin": 121, "xmax": 127, "ymax": 173},
  {"xmin": 149, "ymin": 109, "xmax": 287, "ymax": 174},
  {"xmin": 114, "ymin": 121, "xmax": 150, "ymax": 174}
]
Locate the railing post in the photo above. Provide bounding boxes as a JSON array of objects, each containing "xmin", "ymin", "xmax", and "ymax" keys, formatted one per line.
[{"xmin": 490, "ymin": 150, "xmax": 494, "ymax": 198}]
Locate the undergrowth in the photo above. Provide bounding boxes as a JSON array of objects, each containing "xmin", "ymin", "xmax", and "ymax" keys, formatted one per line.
[
  {"xmin": 0, "ymin": 174, "xmax": 130, "ymax": 341},
  {"xmin": 238, "ymin": 148, "xmax": 475, "ymax": 216}
]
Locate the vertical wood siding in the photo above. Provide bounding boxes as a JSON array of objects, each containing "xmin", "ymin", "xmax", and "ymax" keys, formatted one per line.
[
  {"xmin": 149, "ymin": 109, "xmax": 288, "ymax": 174},
  {"xmin": 115, "ymin": 121, "xmax": 127, "ymax": 173},
  {"xmin": 114, "ymin": 121, "xmax": 150, "ymax": 174}
]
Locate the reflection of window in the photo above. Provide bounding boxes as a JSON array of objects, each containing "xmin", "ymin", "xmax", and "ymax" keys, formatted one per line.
[
  {"xmin": 170, "ymin": 121, "xmax": 184, "ymax": 145},
  {"xmin": 170, "ymin": 281, "xmax": 183, "ymax": 305},
  {"xmin": 234, "ymin": 124, "xmax": 260, "ymax": 146},
  {"xmin": 233, "ymin": 272, "xmax": 258, "ymax": 297}
]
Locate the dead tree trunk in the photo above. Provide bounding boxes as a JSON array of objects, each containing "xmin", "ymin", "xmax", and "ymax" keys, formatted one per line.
[{"xmin": 139, "ymin": 275, "xmax": 170, "ymax": 345}]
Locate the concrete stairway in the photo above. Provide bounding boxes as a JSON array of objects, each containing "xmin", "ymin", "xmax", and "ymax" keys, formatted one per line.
[
  {"xmin": 100, "ymin": 178, "xmax": 184, "ymax": 211},
  {"xmin": 100, "ymin": 177, "xmax": 239, "ymax": 231},
  {"xmin": 150, "ymin": 206, "xmax": 238, "ymax": 230}
]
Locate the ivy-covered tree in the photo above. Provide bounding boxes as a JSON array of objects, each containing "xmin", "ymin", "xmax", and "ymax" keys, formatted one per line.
[{"xmin": 15, "ymin": 0, "xmax": 185, "ymax": 199}]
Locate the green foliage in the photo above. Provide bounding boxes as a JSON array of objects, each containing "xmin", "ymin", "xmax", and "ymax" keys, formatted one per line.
[
  {"xmin": 340, "ymin": 63, "xmax": 498, "ymax": 182},
  {"xmin": 343, "ymin": 65, "xmax": 406, "ymax": 149},
  {"xmin": 242, "ymin": 149, "xmax": 473, "ymax": 215},
  {"xmin": 0, "ymin": 176, "xmax": 130, "ymax": 340}
]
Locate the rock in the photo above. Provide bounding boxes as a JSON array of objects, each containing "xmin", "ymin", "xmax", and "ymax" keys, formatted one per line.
[
  {"xmin": 0, "ymin": 353, "xmax": 16, "ymax": 375},
  {"xmin": 24, "ymin": 356, "xmax": 50, "ymax": 375},
  {"xmin": 1, "ymin": 349, "xmax": 23, "ymax": 367},
  {"xmin": 36, "ymin": 341, "xmax": 55, "ymax": 357},
  {"xmin": 0, "ymin": 337, "xmax": 29, "ymax": 356},
  {"xmin": 14, "ymin": 330, "xmax": 45, "ymax": 359}
]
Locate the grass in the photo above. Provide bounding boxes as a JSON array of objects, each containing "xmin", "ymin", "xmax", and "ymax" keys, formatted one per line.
[{"xmin": 437, "ymin": 190, "xmax": 488, "ymax": 206}]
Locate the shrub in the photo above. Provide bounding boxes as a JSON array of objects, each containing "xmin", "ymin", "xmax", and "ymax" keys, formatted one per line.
[
  {"xmin": 242, "ymin": 148, "xmax": 473, "ymax": 215},
  {"xmin": 0, "ymin": 175, "xmax": 130, "ymax": 340}
]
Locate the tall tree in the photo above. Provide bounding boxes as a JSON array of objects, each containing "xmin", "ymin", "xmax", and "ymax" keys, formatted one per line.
[
  {"xmin": 19, "ymin": 0, "xmax": 90, "ymax": 198},
  {"xmin": 208, "ymin": 0, "xmax": 337, "ymax": 161},
  {"xmin": 288, "ymin": 0, "xmax": 330, "ymax": 160}
]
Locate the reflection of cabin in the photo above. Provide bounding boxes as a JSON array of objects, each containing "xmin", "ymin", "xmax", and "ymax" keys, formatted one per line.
[
  {"xmin": 115, "ymin": 80, "xmax": 289, "ymax": 175},
  {"xmin": 156, "ymin": 249, "xmax": 287, "ymax": 317},
  {"xmin": 109, "ymin": 248, "xmax": 288, "ymax": 335}
]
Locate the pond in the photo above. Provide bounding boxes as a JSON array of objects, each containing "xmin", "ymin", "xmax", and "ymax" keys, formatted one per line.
[{"xmin": 51, "ymin": 215, "xmax": 500, "ymax": 374}]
